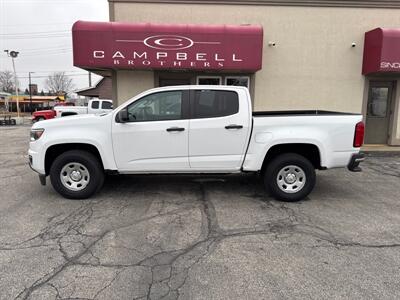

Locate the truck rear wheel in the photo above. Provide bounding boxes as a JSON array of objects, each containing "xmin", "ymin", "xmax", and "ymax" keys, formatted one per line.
[
  {"xmin": 49, "ymin": 150, "xmax": 104, "ymax": 199},
  {"xmin": 264, "ymin": 153, "xmax": 316, "ymax": 202}
]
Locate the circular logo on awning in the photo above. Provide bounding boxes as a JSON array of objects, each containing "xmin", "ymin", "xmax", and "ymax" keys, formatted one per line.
[{"xmin": 144, "ymin": 35, "xmax": 194, "ymax": 50}]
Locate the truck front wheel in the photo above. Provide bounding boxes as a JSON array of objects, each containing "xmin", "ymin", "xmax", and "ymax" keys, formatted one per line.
[
  {"xmin": 264, "ymin": 153, "xmax": 316, "ymax": 202},
  {"xmin": 49, "ymin": 150, "xmax": 104, "ymax": 199}
]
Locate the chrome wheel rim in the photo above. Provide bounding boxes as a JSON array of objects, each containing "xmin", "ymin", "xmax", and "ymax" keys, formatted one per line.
[
  {"xmin": 276, "ymin": 165, "xmax": 306, "ymax": 194},
  {"xmin": 60, "ymin": 162, "xmax": 90, "ymax": 191}
]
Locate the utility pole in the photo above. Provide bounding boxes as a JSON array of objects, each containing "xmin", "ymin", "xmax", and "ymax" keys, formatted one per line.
[
  {"xmin": 4, "ymin": 50, "xmax": 20, "ymax": 117},
  {"xmin": 88, "ymin": 71, "xmax": 92, "ymax": 87},
  {"xmin": 28, "ymin": 72, "xmax": 35, "ymax": 114}
]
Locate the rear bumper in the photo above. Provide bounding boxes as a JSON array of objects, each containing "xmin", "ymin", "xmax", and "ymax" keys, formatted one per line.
[{"xmin": 347, "ymin": 153, "xmax": 365, "ymax": 172}]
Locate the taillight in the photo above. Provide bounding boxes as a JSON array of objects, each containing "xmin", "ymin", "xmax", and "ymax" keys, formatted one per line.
[{"xmin": 353, "ymin": 121, "xmax": 365, "ymax": 148}]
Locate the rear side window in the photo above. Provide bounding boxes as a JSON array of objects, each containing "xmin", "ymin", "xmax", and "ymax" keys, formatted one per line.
[
  {"xmin": 91, "ymin": 101, "xmax": 99, "ymax": 109},
  {"xmin": 193, "ymin": 90, "xmax": 239, "ymax": 119},
  {"xmin": 101, "ymin": 101, "xmax": 113, "ymax": 109}
]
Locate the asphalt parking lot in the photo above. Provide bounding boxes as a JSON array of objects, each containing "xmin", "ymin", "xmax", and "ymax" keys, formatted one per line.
[{"xmin": 1, "ymin": 125, "xmax": 400, "ymax": 300}]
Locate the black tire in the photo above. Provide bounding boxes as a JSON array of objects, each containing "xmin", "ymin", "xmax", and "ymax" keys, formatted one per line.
[
  {"xmin": 264, "ymin": 153, "xmax": 316, "ymax": 202},
  {"xmin": 33, "ymin": 117, "xmax": 44, "ymax": 123},
  {"xmin": 49, "ymin": 150, "xmax": 104, "ymax": 199}
]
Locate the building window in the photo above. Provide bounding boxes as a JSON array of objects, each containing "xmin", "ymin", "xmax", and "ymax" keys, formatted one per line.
[
  {"xmin": 197, "ymin": 76, "xmax": 222, "ymax": 85},
  {"xmin": 225, "ymin": 76, "xmax": 250, "ymax": 88}
]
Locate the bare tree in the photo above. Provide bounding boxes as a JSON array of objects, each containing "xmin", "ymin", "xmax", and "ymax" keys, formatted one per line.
[
  {"xmin": 0, "ymin": 70, "xmax": 18, "ymax": 93},
  {"xmin": 45, "ymin": 72, "xmax": 74, "ymax": 95}
]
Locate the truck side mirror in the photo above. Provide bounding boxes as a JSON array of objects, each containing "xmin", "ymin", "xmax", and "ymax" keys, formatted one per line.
[{"xmin": 117, "ymin": 109, "xmax": 129, "ymax": 123}]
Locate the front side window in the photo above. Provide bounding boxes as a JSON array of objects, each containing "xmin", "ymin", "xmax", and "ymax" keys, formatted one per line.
[
  {"xmin": 101, "ymin": 101, "xmax": 113, "ymax": 109},
  {"xmin": 193, "ymin": 90, "xmax": 239, "ymax": 119},
  {"xmin": 127, "ymin": 91, "xmax": 182, "ymax": 122}
]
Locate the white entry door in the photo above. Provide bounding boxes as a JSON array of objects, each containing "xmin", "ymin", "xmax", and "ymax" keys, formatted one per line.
[{"xmin": 112, "ymin": 90, "xmax": 190, "ymax": 172}]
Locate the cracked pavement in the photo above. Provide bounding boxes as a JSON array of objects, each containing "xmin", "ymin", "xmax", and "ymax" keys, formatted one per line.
[{"xmin": 1, "ymin": 125, "xmax": 400, "ymax": 299}]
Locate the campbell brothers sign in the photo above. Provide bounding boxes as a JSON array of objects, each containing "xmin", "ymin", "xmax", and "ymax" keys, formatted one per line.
[{"xmin": 72, "ymin": 21, "xmax": 263, "ymax": 71}]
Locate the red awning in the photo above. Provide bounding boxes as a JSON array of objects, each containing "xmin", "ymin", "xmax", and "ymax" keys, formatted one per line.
[
  {"xmin": 72, "ymin": 21, "xmax": 263, "ymax": 72},
  {"xmin": 362, "ymin": 28, "xmax": 400, "ymax": 75}
]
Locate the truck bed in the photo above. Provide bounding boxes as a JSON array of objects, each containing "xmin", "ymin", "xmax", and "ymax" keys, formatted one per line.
[
  {"xmin": 253, "ymin": 110, "xmax": 359, "ymax": 117},
  {"xmin": 245, "ymin": 111, "xmax": 363, "ymax": 171}
]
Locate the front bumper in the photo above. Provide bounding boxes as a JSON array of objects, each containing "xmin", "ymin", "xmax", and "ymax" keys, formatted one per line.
[
  {"xmin": 28, "ymin": 154, "xmax": 47, "ymax": 186},
  {"xmin": 347, "ymin": 153, "xmax": 365, "ymax": 172},
  {"xmin": 28, "ymin": 148, "xmax": 46, "ymax": 185}
]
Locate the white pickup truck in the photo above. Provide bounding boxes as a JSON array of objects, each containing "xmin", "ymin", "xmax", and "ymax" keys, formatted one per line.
[
  {"xmin": 55, "ymin": 99, "xmax": 113, "ymax": 117},
  {"xmin": 29, "ymin": 85, "xmax": 365, "ymax": 201}
]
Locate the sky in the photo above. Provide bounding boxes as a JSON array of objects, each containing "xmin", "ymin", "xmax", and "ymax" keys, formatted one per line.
[{"xmin": 0, "ymin": 0, "xmax": 109, "ymax": 94}]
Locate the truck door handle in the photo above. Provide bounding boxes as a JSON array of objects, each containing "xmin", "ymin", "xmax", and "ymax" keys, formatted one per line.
[
  {"xmin": 225, "ymin": 124, "xmax": 243, "ymax": 130},
  {"xmin": 166, "ymin": 127, "xmax": 185, "ymax": 132}
]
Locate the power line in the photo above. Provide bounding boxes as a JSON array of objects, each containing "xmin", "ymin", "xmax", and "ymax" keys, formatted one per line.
[
  {"xmin": 10, "ymin": 45, "xmax": 71, "ymax": 52},
  {"xmin": 2, "ymin": 0, "xmax": 89, "ymax": 3},
  {"xmin": 0, "ymin": 30, "xmax": 70, "ymax": 36},
  {"xmin": 16, "ymin": 70, "xmax": 85, "ymax": 74},
  {"xmin": 21, "ymin": 50, "xmax": 73, "ymax": 57},
  {"xmin": 1, "ymin": 23, "xmax": 73, "ymax": 28},
  {"xmin": 17, "ymin": 73, "xmax": 89, "ymax": 79},
  {"xmin": 10, "ymin": 48, "xmax": 73, "ymax": 54},
  {"xmin": 1, "ymin": 46, "xmax": 73, "ymax": 56},
  {"xmin": 18, "ymin": 49, "xmax": 73, "ymax": 54},
  {"xmin": 20, "ymin": 48, "xmax": 73, "ymax": 54},
  {"xmin": 1, "ymin": 34, "xmax": 70, "ymax": 39}
]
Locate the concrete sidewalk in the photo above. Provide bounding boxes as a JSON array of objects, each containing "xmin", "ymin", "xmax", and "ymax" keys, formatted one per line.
[{"xmin": 362, "ymin": 144, "xmax": 400, "ymax": 153}]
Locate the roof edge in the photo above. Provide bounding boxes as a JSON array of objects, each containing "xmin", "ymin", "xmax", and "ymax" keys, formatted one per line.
[
  {"xmin": 108, "ymin": 0, "xmax": 400, "ymax": 9},
  {"xmin": 75, "ymin": 77, "xmax": 105, "ymax": 94}
]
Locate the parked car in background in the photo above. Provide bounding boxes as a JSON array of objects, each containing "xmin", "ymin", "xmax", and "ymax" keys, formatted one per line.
[
  {"xmin": 32, "ymin": 99, "xmax": 113, "ymax": 122},
  {"xmin": 32, "ymin": 109, "xmax": 56, "ymax": 122},
  {"xmin": 54, "ymin": 99, "xmax": 113, "ymax": 117},
  {"xmin": 32, "ymin": 102, "xmax": 75, "ymax": 122},
  {"xmin": 29, "ymin": 86, "xmax": 364, "ymax": 201}
]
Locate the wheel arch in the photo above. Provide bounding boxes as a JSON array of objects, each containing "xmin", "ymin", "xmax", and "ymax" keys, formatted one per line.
[
  {"xmin": 45, "ymin": 143, "xmax": 104, "ymax": 175},
  {"xmin": 261, "ymin": 143, "xmax": 322, "ymax": 174}
]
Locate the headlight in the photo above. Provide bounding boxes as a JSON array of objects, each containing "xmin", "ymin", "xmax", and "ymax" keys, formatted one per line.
[{"xmin": 30, "ymin": 128, "xmax": 45, "ymax": 141}]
